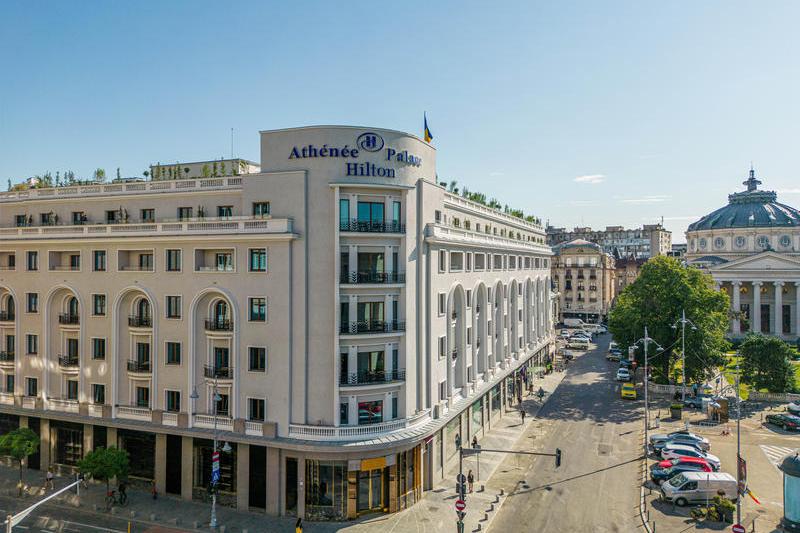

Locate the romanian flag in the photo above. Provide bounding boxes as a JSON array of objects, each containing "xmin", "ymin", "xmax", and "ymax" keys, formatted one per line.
[{"xmin": 424, "ymin": 113, "xmax": 433, "ymax": 143}]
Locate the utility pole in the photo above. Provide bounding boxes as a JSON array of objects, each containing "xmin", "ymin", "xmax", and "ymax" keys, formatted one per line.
[
  {"xmin": 672, "ymin": 309, "xmax": 697, "ymax": 402},
  {"xmin": 636, "ymin": 327, "xmax": 663, "ymax": 458},
  {"xmin": 735, "ymin": 358, "xmax": 742, "ymax": 525}
]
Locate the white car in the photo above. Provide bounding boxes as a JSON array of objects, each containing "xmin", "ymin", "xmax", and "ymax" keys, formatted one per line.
[
  {"xmin": 788, "ymin": 402, "xmax": 800, "ymax": 416},
  {"xmin": 650, "ymin": 431, "xmax": 710, "ymax": 450},
  {"xmin": 660, "ymin": 444, "xmax": 721, "ymax": 471},
  {"xmin": 616, "ymin": 368, "xmax": 631, "ymax": 381}
]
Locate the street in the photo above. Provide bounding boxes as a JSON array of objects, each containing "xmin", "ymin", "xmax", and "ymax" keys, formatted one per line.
[{"xmin": 490, "ymin": 334, "xmax": 644, "ymax": 532}]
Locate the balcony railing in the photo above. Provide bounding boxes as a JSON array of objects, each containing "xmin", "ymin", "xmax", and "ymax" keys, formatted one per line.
[
  {"xmin": 50, "ymin": 265, "xmax": 80, "ymax": 271},
  {"xmin": 127, "ymin": 359, "xmax": 151, "ymax": 373},
  {"xmin": 0, "ymin": 311, "xmax": 13, "ymax": 322},
  {"xmin": 339, "ymin": 219, "xmax": 405, "ymax": 234},
  {"xmin": 339, "ymin": 320, "xmax": 406, "ymax": 335},
  {"xmin": 0, "ymin": 351, "xmax": 14, "ymax": 362},
  {"xmin": 339, "ymin": 369, "xmax": 406, "ymax": 386},
  {"xmin": 205, "ymin": 319, "xmax": 233, "ymax": 331},
  {"xmin": 58, "ymin": 313, "xmax": 79, "ymax": 325},
  {"xmin": 204, "ymin": 365, "xmax": 233, "ymax": 379},
  {"xmin": 339, "ymin": 271, "xmax": 406, "ymax": 284},
  {"xmin": 128, "ymin": 315, "xmax": 152, "ymax": 328},
  {"xmin": 58, "ymin": 354, "xmax": 79, "ymax": 368}
]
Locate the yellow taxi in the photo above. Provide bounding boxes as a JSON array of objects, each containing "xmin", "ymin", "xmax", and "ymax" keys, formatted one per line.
[{"xmin": 621, "ymin": 383, "xmax": 637, "ymax": 399}]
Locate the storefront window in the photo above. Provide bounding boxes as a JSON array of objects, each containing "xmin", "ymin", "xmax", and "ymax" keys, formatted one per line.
[
  {"xmin": 51, "ymin": 421, "xmax": 83, "ymax": 466},
  {"xmin": 490, "ymin": 385, "xmax": 501, "ymax": 414},
  {"xmin": 471, "ymin": 399, "xmax": 483, "ymax": 438},
  {"xmin": 445, "ymin": 416, "xmax": 461, "ymax": 461},
  {"xmin": 118, "ymin": 429, "xmax": 155, "ymax": 479},
  {"xmin": 194, "ymin": 439, "xmax": 236, "ymax": 493},
  {"xmin": 305, "ymin": 460, "xmax": 347, "ymax": 520}
]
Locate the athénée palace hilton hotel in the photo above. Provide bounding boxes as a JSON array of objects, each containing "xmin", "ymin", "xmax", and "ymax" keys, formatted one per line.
[{"xmin": 0, "ymin": 126, "xmax": 555, "ymax": 520}]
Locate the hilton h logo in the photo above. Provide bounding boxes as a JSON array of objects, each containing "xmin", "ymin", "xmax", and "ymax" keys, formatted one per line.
[{"xmin": 357, "ymin": 132, "xmax": 384, "ymax": 152}]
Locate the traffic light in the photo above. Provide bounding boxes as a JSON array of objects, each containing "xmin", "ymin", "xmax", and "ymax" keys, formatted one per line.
[{"xmin": 555, "ymin": 448, "xmax": 562, "ymax": 468}]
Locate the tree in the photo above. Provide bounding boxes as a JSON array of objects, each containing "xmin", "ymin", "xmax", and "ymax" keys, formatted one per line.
[
  {"xmin": 77, "ymin": 446, "xmax": 130, "ymax": 492},
  {"xmin": 202, "ymin": 164, "xmax": 210, "ymax": 178},
  {"xmin": 116, "ymin": 167, "xmax": 121, "ymax": 180},
  {"xmin": 0, "ymin": 427, "xmax": 40, "ymax": 495},
  {"xmin": 739, "ymin": 333, "xmax": 797, "ymax": 392},
  {"xmin": 608, "ymin": 256, "xmax": 730, "ymax": 385},
  {"xmin": 93, "ymin": 168, "xmax": 106, "ymax": 182}
]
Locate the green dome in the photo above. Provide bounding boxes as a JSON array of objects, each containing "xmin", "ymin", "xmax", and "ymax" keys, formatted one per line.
[{"xmin": 688, "ymin": 170, "xmax": 800, "ymax": 231}]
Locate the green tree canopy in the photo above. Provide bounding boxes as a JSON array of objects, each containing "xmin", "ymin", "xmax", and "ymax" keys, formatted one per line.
[
  {"xmin": 0, "ymin": 427, "xmax": 41, "ymax": 493},
  {"xmin": 608, "ymin": 256, "xmax": 730, "ymax": 384},
  {"xmin": 77, "ymin": 446, "xmax": 130, "ymax": 491},
  {"xmin": 739, "ymin": 333, "xmax": 797, "ymax": 392}
]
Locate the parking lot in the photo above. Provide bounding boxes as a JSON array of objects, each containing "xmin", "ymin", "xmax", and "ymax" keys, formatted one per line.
[{"xmin": 642, "ymin": 398, "xmax": 798, "ymax": 531}]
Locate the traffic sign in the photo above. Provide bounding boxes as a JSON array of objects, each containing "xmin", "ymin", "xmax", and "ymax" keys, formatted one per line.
[
  {"xmin": 731, "ymin": 524, "xmax": 745, "ymax": 533},
  {"xmin": 455, "ymin": 499, "xmax": 466, "ymax": 512}
]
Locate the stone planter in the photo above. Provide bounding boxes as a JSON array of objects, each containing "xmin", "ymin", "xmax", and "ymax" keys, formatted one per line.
[{"xmin": 670, "ymin": 405, "xmax": 683, "ymax": 419}]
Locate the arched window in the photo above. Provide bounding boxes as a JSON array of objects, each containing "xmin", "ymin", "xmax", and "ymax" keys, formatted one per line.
[
  {"xmin": 213, "ymin": 300, "xmax": 229, "ymax": 323},
  {"xmin": 137, "ymin": 299, "xmax": 151, "ymax": 320},
  {"xmin": 67, "ymin": 296, "xmax": 79, "ymax": 317},
  {"xmin": 4, "ymin": 296, "xmax": 14, "ymax": 318}
]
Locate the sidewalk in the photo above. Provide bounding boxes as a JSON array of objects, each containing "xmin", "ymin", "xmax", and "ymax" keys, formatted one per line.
[{"xmin": 0, "ymin": 367, "xmax": 569, "ymax": 533}]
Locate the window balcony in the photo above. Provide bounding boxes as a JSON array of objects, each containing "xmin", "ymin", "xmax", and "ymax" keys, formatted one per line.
[
  {"xmin": 339, "ymin": 219, "xmax": 405, "ymax": 234},
  {"xmin": 339, "ymin": 271, "xmax": 405, "ymax": 284},
  {"xmin": 58, "ymin": 313, "xmax": 79, "ymax": 325},
  {"xmin": 339, "ymin": 369, "xmax": 406, "ymax": 386},
  {"xmin": 204, "ymin": 364, "xmax": 233, "ymax": 379},
  {"xmin": 127, "ymin": 359, "xmax": 151, "ymax": 373},
  {"xmin": 205, "ymin": 319, "xmax": 233, "ymax": 332},
  {"xmin": 339, "ymin": 320, "xmax": 406, "ymax": 335},
  {"xmin": 58, "ymin": 354, "xmax": 79, "ymax": 368},
  {"xmin": 0, "ymin": 311, "xmax": 14, "ymax": 322},
  {"xmin": 0, "ymin": 351, "xmax": 14, "ymax": 363},
  {"xmin": 128, "ymin": 315, "xmax": 152, "ymax": 328}
]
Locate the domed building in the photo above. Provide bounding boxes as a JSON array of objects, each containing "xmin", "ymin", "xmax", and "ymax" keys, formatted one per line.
[{"xmin": 686, "ymin": 168, "xmax": 800, "ymax": 339}]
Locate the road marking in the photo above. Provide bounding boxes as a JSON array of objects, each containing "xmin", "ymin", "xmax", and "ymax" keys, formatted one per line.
[
  {"xmin": 63, "ymin": 523, "xmax": 126, "ymax": 533},
  {"xmin": 760, "ymin": 445, "xmax": 796, "ymax": 470}
]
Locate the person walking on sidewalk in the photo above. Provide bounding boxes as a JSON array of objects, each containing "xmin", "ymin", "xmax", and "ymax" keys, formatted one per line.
[
  {"xmin": 471, "ymin": 435, "xmax": 478, "ymax": 449},
  {"xmin": 467, "ymin": 470, "xmax": 474, "ymax": 493},
  {"xmin": 520, "ymin": 407, "xmax": 526, "ymax": 424},
  {"xmin": 45, "ymin": 467, "xmax": 54, "ymax": 490}
]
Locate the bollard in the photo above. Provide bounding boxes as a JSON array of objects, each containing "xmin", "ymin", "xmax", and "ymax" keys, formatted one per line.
[
  {"xmin": 478, "ymin": 484, "xmax": 485, "ymax": 493},
  {"xmin": 499, "ymin": 488, "xmax": 504, "ymax": 496},
  {"xmin": 149, "ymin": 513, "xmax": 156, "ymax": 521},
  {"xmin": 483, "ymin": 513, "xmax": 488, "ymax": 521},
  {"xmin": 487, "ymin": 503, "xmax": 494, "ymax": 512}
]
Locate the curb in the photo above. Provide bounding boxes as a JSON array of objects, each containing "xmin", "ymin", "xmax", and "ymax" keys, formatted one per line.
[{"xmin": 639, "ymin": 431, "xmax": 653, "ymax": 533}]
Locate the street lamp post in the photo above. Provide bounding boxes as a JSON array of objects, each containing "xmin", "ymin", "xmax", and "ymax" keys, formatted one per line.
[
  {"xmin": 192, "ymin": 379, "xmax": 230, "ymax": 529},
  {"xmin": 635, "ymin": 327, "xmax": 663, "ymax": 457},
  {"xmin": 735, "ymin": 359, "xmax": 742, "ymax": 525},
  {"xmin": 671, "ymin": 309, "xmax": 697, "ymax": 402}
]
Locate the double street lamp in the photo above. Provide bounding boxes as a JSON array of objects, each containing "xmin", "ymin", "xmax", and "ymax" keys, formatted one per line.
[
  {"xmin": 671, "ymin": 309, "xmax": 697, "ymax": 402},
  {"xmin": 633, "ymin": 326, "xmax": 664, "ymax": 457}
]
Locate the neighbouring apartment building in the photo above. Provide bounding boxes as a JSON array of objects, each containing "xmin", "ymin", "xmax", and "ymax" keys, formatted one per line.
[
  {"xmin": 546, "ymin": 223, "xmax": 672, "ymax": 259},
  {"xmin": 551, "ymin": 239, "xmax": 616, "ymax": 324},
  {"xmin": 0, "ymin": 125, "xmax": 555, "ymax": 520},
  {"xmin": 615, "ymin": 256, "xmax": 647, "ymax": 295}
]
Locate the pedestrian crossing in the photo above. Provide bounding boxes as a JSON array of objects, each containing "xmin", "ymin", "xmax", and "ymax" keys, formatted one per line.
[{"xmin": 760, "ymin": 445, "xmax": 797, "ymax": 469}]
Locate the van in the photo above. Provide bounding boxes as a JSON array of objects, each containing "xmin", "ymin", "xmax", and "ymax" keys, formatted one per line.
[
  {"xmin": 567, "ymin": 338, "xmax": 590, "ymax": 350},
  {"xmin": 563, "ymin": 318, "xmax": 585, "ymax": 328},
  {"xmin": 660, "ymin": 472, "xmax": 737, "ymax": 507}
]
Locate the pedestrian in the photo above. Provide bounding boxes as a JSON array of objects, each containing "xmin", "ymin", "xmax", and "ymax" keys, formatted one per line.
[
  {"xmin": 151, "ymin": 479, "xmax": 158, "ymax": 500},
  {"xmin": 118, "ymin": 479, "xmax": 127, "ymax": 505},
  {"xmin": 471, "ymin": 435, "xmax": 478, "ymax": 449},
  {"xmin": 467, "ymin": 470, "xmax": 474, "ymax": 493},
  {"xmin": 45, "ymin": 467, "xmax": 54, "ymax": 490},
  {"xmin": 520, "ymin": 408, "xmax": 526, "ymax": 424}
]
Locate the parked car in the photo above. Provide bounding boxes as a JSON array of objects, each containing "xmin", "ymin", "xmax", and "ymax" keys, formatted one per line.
[
  {"xmin": 567, "ymin": 339, "xmax": 590, "ymax": 350},
  {"xmin": 660, "ymin": 472, "xmax": 738, "ymax": 507},
  {"xmin": 652, "ymin": 438, "xmax": 706, "ymax": 455},
  {"xmin": 660, "ymin": 444, "xmax": 721, "ymax": 471},
  {"xmin": 559, "ymin": 330, "xmax": 571, "ymax": 338},
  {"xmin": 655, "ymin": 456, "xmax": 713, "ymax": 472},
  {"xmin": 606, "ymin": 352, "xmax": 621, "ymax": 362},
  {"xmin": 787, "ymin": 402, "xmax": 800, "ymax": 416},
  {"xmin": 683, "ymin": 396, "xmax": 708, "ymax": 409},
  {"xmin": 649, "ymin": 430, "xmax": 706, "ymax": 447},
  {"xmin": 650, "ymin": 461, "xmax": 714, "ymax": 485},
  {"xmin": 616, "ymin": 368, "xmax": 631, "ymax": 381},
  {"xmin": 651, "ymin": 433, "xmax": 710, "ymax": 452},
  {"xmin": 765, "ymin": 413, "xmax": 800, "ymax": 431},
  {"xmin": 609, "ymin": 341, "xmax": 619, "ymax": 351},
  {"xmin": 621, "ymin": 383, "xmax": 637, "ymax": 399},
  {"xmin": 564, "ymin": 318, "xmax": 586, "ymax": 328},
  {"xmin": 619, "ymin": 359, "xmax": 633, "ymax": 369}
]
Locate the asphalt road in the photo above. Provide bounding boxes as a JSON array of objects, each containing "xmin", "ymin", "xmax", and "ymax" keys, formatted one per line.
[{"xmin": 490, "ymin": 334, "xmax": 644, "ymax": 533}]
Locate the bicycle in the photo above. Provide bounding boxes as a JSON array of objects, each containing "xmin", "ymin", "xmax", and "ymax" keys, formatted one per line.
[{"xmin": 105, "ymin": 489, "xmax": 128, "ymax": 510}]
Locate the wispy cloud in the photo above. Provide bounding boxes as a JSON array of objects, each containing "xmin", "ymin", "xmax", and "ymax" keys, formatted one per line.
[
  {"xmin": 621, "ymin": 195, "xmax": 671, "ymax": 204},
  {"xmin": 573, "ymin": 174, "xmax": 605, "ymax": 184}
]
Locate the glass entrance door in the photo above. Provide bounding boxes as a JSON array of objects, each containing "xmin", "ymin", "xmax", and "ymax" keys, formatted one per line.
[{"xmin": 357, "ymin": 469, "xmax": 385, "ymax": 513}]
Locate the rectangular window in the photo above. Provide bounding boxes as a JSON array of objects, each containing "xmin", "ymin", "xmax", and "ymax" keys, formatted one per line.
[
  {"xmin": 217, "ymin": 206, "xmax": 233, "ymax": 218},
  {"xmin": 450, "ymin": 252, "xmax": 464, "ymax": 271},
  {"xmin": 105, "ymin": 210, "xmax": 118, "ymax": 224},
  {"xmin": 25, "ymin": 334, "xmax": 38, "ymax": 355},
  {"xmin": 15, "ymin": 215, "xmax": 27, "ymax": 227},
  {"xmin": 166, "ymin": 296, "xmax": 181, "ymax": 319},
  {"xmin": 438, "ymin": 336, "xmax": 446, "ymax": 359},
  {"xmin": 5, "ymin": 375, "xmax": 13, "ymax": 394},
  {"xmin": 358, "ymin": 400, "xmax": 382, "ymax": 425},
  {"xmin": 92, "ymin": 384, "xmax": 105, "ymax": 404},
  {"xmin": 140, "ymin": 209, "xmax": 155, "ymax": 222},
  {"xmin": 466, "ymin": 253, "xmax": 472, "ymax": 272},
  {"xmin": 177, "ymin": 207, "xmax": 193, "ymax": 220},
  {"xmin": 166, "ymin": 249, "xmax": 181, "ymax": 272},
  {"xmin": 392, "ymin": 201, "xmax": 401, "ymax": 224},
  {"xmin": 474, "ymin": 253, "xmax": 485, "ymax": 271},
  {"xmin": 340, "ymin": 402, "xmax": 349, "ymax": 425},
  {"xmin": 248, "ymin": 398, "xmax": 265, "ymax": 421},
  {"xmin": 165, "ymin": 390, "xmax": 181, "ymax": 412},
  {"xmin": 438, "ymin": 293, "xmax": 446, "ymax": 315},
  {"xmin": 249, "ymin": 297, "xmax": 266, "ymax": 321},
  {"xmin": 466, "ymin": 289, "xmax": 472, "ymax": 307},
  {"xmin": 338, "ymin": 199, "xmax": 350, "ymax": 229},
  {"xmin": 25, "ymin": 377, "xmax": 37, "ymax": 397},
  {"xmin": 249, "ymin": 249, "xmax": 267, "ymax": 272},
  {"xmin": 92, "ymin": 338, "xmax": 106, "ymax": 360},
  {"xmin": 392, "ymin": 396, "xmax": 398, "ymax": 420},
  {"xmin": 249, "ymin": 347, "xmax": 266, "ymax": 372},
  {"xmin": 467, "ymin": 326, "xmax": 472, "ymax": 345},
  {"xmin": 68, "ymin": 253, "xmax": 80, "ymax": 270},
  {"xmin": 215, "ymin": 252, "xmax": 233, "ymax": 271},
  {"xmin": 26, "ymin": 293, "xmax": 38, "ymax": 313},
  {"xmin": 166, "ymin": 342, "xmax": 181, "ymax": 364},
  {"xmin": 26, "ymin": 251, "xmax": 38, "ymax": 271},
  {"xmin": 435, "ymin": 210, "xmax": 441, "ymax": 223},
  {"xmin": 71, "ymin": 211, "xmax": 85, "ymax": 224},
  {"xmin": 438, "ymin": 250, "xmax": 447, "ymax": 272},
  {"xmin": 215, "ymin": 394, "xmax": 229, "ymax": 416},
  {"xmin": 92, "ymin": 294, "xmax": 106, "ymax": 316},
  {"xmin": 135, "ymin": 386, "xmax": 150, "ymax": 408},
  {"xmin": 253, "ymin": 202, "xmax": 270, "ymax": 217},
  {"xmin": 138, "ymin": 253, "xmax": 153, "ymax": 270},
  {"xmin": 93, "ymin": 250, "xmax": 106, "ymax": 271},
  {"xmin": 66, "ymin": 380, "xmax": 78, "ymax": 400}
]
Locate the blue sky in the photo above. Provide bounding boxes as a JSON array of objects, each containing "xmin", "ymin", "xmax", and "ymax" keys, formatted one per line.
[{"xmin": 1, "ymin": 1, "xmax": 799, "ymax": 241}]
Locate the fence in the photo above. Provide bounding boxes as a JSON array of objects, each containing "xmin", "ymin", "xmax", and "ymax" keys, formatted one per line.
[{"xmin": 748, "ymin": 391, "xmax": 800, "ymax": 403}]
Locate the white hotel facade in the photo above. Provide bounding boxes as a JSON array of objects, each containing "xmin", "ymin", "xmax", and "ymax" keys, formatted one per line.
[{"xmin": 0, "ymin": 126, "xmax": 555, "ymax": 520}]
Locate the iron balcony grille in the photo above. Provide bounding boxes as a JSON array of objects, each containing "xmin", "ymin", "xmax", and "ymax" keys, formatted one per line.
[
  {"xmin": 58, "ymin": 313, "xmax": 80, "ymax": 325},
  {"xmin": 339, "ymin": 271, "xmax": 406, "ymax": 284},
  {"xmin": 339, "ymin": 369, "xmax": 406, "ymax": 386},
  {"xmin": 58, "ymin": 354, "xmax": 79, "ymax": 367},
  {"xmin": 205, "ymin": 319, "xmax": 233, "ymax": 331},
  {"xmin": 339, "ymin": 320, "xmax": 406, "ymax": 335},
  {"xmin": 204, "ymin": 365, "xmax": 233, "ymax": 379},
  {"xmin": 128, "ymin": 315, "xmax": 152, "ymax": 327},
  {"xmin": 127, "ymin": 359, "xmax": 151, "ymax": 372},
  {"xmin": 0, "ymin": 311, "xmax": 14, "ymax": 321},
  {"xmin": 339, "ymin": 219, "xmax": 405, "ymax": 234},
  {"xmin": 0, "ymin": 351, "xmax": 14, "ymax": 362}
]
